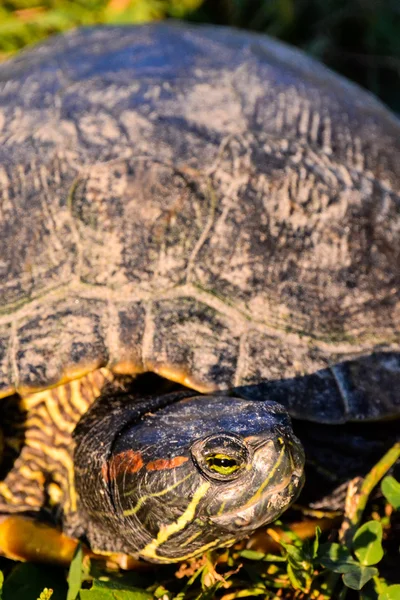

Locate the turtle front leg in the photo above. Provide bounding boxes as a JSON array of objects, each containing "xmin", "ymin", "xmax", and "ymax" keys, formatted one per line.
[
  {"xmin": 0, "ymin": 515, "xmax": 144, "ymax": 568},
  {"xmin": 0, "ymin": 371, "xmax": 113, "ymax": 565},
  {"xmin": 0, "ymin": 514, "xmax": 148, "ymax": 570},
  {"xmin": 0, "ymin": 514, "xmax": 79, "ymax": 564}
]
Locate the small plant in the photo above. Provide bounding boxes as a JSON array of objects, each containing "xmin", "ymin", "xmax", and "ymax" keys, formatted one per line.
[
  {"xmin": 238, "ymin": 516, "xmax": 399, "ymax": 598},
  {"xmin": 37, "ymin": 589, "xmax": 54, "ymax": 600}
]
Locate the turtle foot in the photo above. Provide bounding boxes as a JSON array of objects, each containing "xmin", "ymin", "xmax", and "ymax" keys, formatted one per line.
[{"xmin": 0, "ymin": 515, "xmax": 79, "ymax": 564}]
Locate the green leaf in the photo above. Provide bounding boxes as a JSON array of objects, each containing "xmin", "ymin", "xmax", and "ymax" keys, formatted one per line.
[
  {"xmin": 318, "ymin": 542, "xmax": 359, "ymax": 573},
  {"xmin": 67, "ymin": 544, "xmax": 84, "ymax": 600},
  {"xmin": 79, "ymin": 579, "xmax": 152, "ymax": 600},
  {"xmin": 299, "ymin": 538, "xmax": 313, "ymax": 564},
  {"xmin": 353, "ymin": 521, "xmax": 384, "ymax": 566},
  {"xmin": 79, "ymin": 591, "xmax": 113, "ymax": 600},
  {"xmin": 313, "ymin": 526, "xmax": 321, "ymax": 559},
  {"xmin": 342, "ymin": 565, "xmax": 378, "ymax": 590},
  {"xmin": 2, "ymin": 563, "xmax": 66, "ymax": 600},
  {"xmin": 283, "ymin": 542, "xmax": 310, "ymax": 571},
  {"xmin": 239, "ymin": 550, "xmax": 265, "ymax": 560},
  {"xmin": 0, "ymin": 570, "xmax": 3, "ymax": 600},
  {"xmin": 379, "ymin": 584, "xmax": 400, "ymax": 600},
  {"xmin": 240, "ymin": 549, "xmax": 286, "ymax": 562},
  {"xmin": 287, "ymin": 564, "xmax": 308, "ymax": 592},
  {"xmin": 381, "ymin": 476, "xmax": 400, "ymax": 510},
  {"xmin": 153, "ymin": 586, "xmax": 170, "ymax": 599},
  {"xmin": 259, "ymin": 553, "xmax": 287, "ymax": 562}
]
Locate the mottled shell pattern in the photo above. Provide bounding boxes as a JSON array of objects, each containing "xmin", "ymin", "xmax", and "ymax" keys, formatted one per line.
[{"xmin": 0, "ymin": 23, "xmax": 399, "ymax": 423}]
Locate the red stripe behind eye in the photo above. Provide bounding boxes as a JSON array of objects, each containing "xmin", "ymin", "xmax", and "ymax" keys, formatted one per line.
[
  {"xmin": 101, "ymin": 450, "xmax": 144, "ymax": 481},
  {"xmin": 146, "ymin": 456, "xmax": 188, "ymax": 471}
]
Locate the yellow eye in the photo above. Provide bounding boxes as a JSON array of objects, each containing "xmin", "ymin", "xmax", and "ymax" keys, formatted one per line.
[{"xmin": 206, "ymin": 453, "xmax": 241, "ymax": 475}]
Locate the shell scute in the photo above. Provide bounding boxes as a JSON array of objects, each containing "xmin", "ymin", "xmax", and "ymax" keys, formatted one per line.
[
  {"xmin": 148, "ymin": 297, "xmax": 242, "ymax": 391},
  {"xmin": 70, "ymin": 159, "xmax": 209, "ymax": 292},
  {"xmin": 14, "ymin": 297, "xmax": 108, "ymax": 392}
]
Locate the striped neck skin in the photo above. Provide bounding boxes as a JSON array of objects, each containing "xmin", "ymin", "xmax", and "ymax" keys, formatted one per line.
[
  {"xmin": 0, "ymin": 370, "xmax": 111, "ymax": 521},
  {"xmin": 73, "ymin": 391, "xmax": 305, "ymax": 562}
]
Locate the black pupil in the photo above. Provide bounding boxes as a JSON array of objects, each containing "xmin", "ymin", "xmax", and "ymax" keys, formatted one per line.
[{"xmin": 209, "ymin": 457, "xmax": 237, "ymax": 468}]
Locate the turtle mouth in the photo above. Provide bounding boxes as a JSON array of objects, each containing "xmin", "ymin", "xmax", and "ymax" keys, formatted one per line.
[{"xmin": 209, "ymin": 439, "xmax": 305, "ymax": 533}]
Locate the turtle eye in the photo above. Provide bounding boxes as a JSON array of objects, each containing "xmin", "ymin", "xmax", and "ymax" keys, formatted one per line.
[
  {"xmin": 205, "ymin": 453, "xmax": 241, "ymax": 475},
  {"xmin": 191, "ymin": 433, "xmax": 250, "ymax": 481}
]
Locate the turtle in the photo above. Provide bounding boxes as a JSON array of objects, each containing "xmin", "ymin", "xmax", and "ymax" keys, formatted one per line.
[{"xmin": 0, "ymin": 22, "xmax": 399, "ymax": 566}]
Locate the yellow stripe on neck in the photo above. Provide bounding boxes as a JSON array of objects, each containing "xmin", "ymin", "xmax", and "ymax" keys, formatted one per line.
[{"xmin": 139, "ymin": 480, "xmax": 210, "ymax": 561}]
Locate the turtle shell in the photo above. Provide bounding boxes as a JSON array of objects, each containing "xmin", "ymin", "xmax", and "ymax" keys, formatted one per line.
[{"xmin": 0, "ymin": 23, "xmax": 399, "ymax": 423}]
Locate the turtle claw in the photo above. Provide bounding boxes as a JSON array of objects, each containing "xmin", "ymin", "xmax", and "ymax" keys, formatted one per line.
[{"xmin": 0, "ymin": 515, "xmax": 80, "ymax": 565}]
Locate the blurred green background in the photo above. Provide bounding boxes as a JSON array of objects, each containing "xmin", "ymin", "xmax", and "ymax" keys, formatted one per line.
[{"xmin": 0, "ymin": 0, "xmax": 400, "ymax": 111}]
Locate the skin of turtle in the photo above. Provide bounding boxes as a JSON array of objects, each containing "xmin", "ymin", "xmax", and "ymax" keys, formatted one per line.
[{"xmin": 0, "ymin": 22, "xmax": 399, "ymax": 565}]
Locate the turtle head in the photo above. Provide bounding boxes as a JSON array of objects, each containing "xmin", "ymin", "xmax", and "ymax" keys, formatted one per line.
[{"xmin": 74, "ymin": 393, "xmax": 304, "ymax": 563}]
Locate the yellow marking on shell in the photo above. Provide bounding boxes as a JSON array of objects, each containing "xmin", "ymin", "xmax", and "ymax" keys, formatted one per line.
[
  {"xmin": 0, "ymin": 386, "xmax": 15, "ymax": 400},
  {"xmin": 123, "ymin": 472, "xmax": 194, "ymax": 515},
  {"xmin": 139, "ymin": 481, "xmax": 210, "ymax": 560},
  {"xmin": 148, "ymin": 363, "xmax": 215, "ymax": 394},
  {"xmin": 111, "ymin": 360, "xmax": 145, "ymax": 376},
  {"xmin": 16, "ymin": 361, "xmax": 105, "ymax": 397}
]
